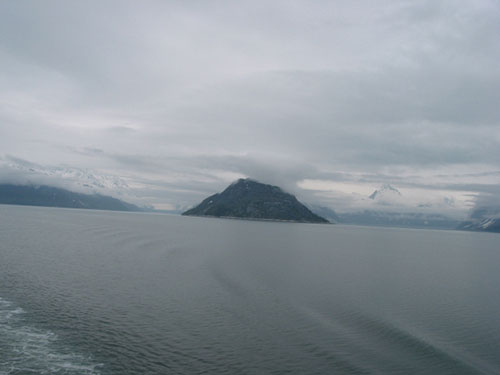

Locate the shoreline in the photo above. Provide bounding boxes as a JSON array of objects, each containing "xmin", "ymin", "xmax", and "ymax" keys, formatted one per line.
[{"xmin": 182, "ymin": 213, "xmax": 331, "ymax": 224}]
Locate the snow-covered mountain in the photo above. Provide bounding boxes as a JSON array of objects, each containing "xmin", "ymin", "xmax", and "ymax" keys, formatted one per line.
[
  {"xmin": 337, "ymin": 210, "xmax": 461, "ymax": 229},
  {"xmin": 365, "ymin": 184, "xmax": 409, "ymax": 208},
  {"xmin": 0, "ymin": 156, "xmax": 130, "ymax": 195},
  {"xmin": 458, "ymin": 206, "xmax": 500, "ymax": 232},
  {"xmin": 333, "ymin": 184, "xmax": 464, "ymax": 229},
  {"xmin": 0, "ymin": 155, "xmax": 146, "ymax": 209},
  {"xmin": 0, "ymin": 184, "xmax": 141, "ymax": 212},
  {"xmin": 459, "ymin": 217, "xmax": 500, "ymax": 232},
  {"xmin": 364, "ymin": 183, "xmax": 461, "ymax": 213},
  {"xmin": 369, "ymin": 184, "xmax": 402, "ymax": 200}
]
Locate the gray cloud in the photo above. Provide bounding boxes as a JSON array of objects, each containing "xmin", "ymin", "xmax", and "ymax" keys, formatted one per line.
[{"xmin": 0, "ymin": 0, "xmax": 499, "ymax": 214}]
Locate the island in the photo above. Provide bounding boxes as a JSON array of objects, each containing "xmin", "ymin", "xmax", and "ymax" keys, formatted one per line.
[{"xmin": 182, "ymin": 178, "xmax": 329, "ymax": 223}]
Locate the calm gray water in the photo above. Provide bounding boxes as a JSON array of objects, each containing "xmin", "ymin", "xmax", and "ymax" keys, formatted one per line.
[{"xmin": 1, "ymin": 205, "xmax": 499, "ymax": 375}]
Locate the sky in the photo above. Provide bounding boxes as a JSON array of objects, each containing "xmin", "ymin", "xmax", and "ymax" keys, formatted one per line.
[{"xmin": 0, "ymin": 0, "xmax": 499, "ymax": 216}]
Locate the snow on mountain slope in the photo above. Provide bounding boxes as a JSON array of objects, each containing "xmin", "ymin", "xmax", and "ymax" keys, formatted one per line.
[
  {"xmin": 368, "ymin": 184, "xmax": 402, "ymax": 202},
  {"xmin": 458, "ymin": 205, "xmax": 500, "ymax": 232},
  {"xmin": 0, "ymin": 156, "xmax": 130, "ymax": 197}
]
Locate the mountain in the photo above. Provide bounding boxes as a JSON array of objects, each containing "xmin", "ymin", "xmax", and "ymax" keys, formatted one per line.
[
  {"xmin": 328, "ymin": 184, "xmax": 459, "ymax": 229},
  {"xmin": 182, "ymin": 179, "xmax": 329, "ymax": 223},
  {"xmin": 1, "ymin": 156, "xmax": 130, "ymax": 193},
  {"xmin": 308, "ymin": 204, "xmax": 340, "ymax": 223},
  {"xmin": 337, "ymin": 210, "xmax": 461, "ymax": 229},
  {"xmin": 457, "ymin": 206, "xmax": 500, "ymax": 233},
  {"xmin": 0, "ymin": 184, "xmax": 141, "ymax": 212},
  {"xmin": 369, "ymin": 184, "xmax": 402, "ymax": 201},
  {"xmin": 458, "ymin": 218, "xmax": 500, "ymax": 232}
]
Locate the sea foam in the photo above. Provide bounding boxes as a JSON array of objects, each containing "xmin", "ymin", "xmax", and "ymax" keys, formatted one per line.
[{"xmin": 0, "ymin": 297, "xmax": 102, "ymax": 375}]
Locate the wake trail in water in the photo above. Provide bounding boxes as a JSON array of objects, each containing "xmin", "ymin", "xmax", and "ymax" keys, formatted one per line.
[
  {"xmin": 0, "ymin": 297, "xmax": 101, "ymax": 375},
  {"xmin": 298, "ymin": 305, "xmax": 498, "ymax": 374}
]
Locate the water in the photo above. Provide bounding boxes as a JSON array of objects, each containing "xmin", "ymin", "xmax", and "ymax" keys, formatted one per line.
[{"xmin": 1, "ymin": 205, "xmax": 499, "ymax": 374}]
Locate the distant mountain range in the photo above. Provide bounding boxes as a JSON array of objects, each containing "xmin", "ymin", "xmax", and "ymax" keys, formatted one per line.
[
  {"xmin": 307, "ymin": 184, "xmax": 461, "ymax": 230},
  {"xmin": 2, "ymin": 180, "xmax": 497, "ymax": 233},
  {"xmin": 336, "ymin": 210, "xmax": 461, "ymax": 229},
  {"xmin": 183, "ymin": 179, "xmax": 329, "ymax": 223},
  {"xmin": 1, "ymin": 157, "xmax": 130, "ymax": 193},
  {"xmin": 458, "ymin": 218, "xmax": 500, "ymax": 232},
  {"xmin": 457, "ymin": 206, "xmax": 500, "ymax": 233},
  {"xmin": 0, "ymin": 184, "xmax": 141, "ymax": 212},
  {"xmin": 307, "ymin": 184, "xmax": 500, "ymax": 233}
]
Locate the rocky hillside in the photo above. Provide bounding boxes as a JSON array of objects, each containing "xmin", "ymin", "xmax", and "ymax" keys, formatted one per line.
[{"xmin": 183, "ymin": 179, "xmax": 329, "ymax": 223}]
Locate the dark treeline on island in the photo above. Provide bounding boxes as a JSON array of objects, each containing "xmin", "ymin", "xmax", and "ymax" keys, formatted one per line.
[
  {"xmin": 0, "ymin": 184, "xmax": 141, "ymax": 212},
  {"xmin": 183, "ymin": 178, "xmax": 329, "ymax": 223}
]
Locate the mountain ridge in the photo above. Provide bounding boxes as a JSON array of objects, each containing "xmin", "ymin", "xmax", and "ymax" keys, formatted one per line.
[
  {"xmin": 183, "ymin": 179, "xmax": 329, "ymax": 223},
  {"xmin": 0, "ymin": 184, "xmax": 141, "ymax": 212},
  {"xmin": 369, "ymin": 184, "xmax": 402, "ymax": 200},
  {"xmin": 457, "ymin": 206, "xmax": 500, "ymax": 233}
]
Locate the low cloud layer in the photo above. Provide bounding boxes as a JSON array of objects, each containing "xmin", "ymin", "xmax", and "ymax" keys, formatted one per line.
[{"xmin": 1, "ymin": 0, "xmax": 499, "ymax": 216}]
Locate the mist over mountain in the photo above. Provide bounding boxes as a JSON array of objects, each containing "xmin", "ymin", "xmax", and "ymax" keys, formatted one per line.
[
  {"xmin": 320, "ymin": 184, "xmax": 461, "ymax": 229},
  {"xmin": 0, "ymin": 156, "xmax": 491, "ymax": 231},
  {"xmin": 183, "ymin": 179, "xmax": 328, "ymax": 223},
  {"xmin": 0, "ymin": 0, "xmax": 498, "ymax": 225},
  {"xmin": 307, "ymin": 204, "xmax": 340, "ymax": 224},
  {"xmin": 0, "ymin": 164, "xmax": 476, "ymax": 230},
  {"xmin": 338, "ymin": 210, "xmax": 461, "ymax": 229},
  {"xmin": 369, "ymin": 184, "xmax": 402, "ymax": 201},
  {"xmin": 0, "ymin": 156, "xmax": 130, "ymax": 195},
  {"xmin": 458, "ymin": 205, "xmax": 500, "ymax": 233},
  {"xmin": 0, "ymin": 156, "xmax": 483, "ymax": 221},
  {"xmin": 1, "ymin": 2, "xmax": 500, "ymax": 374}
]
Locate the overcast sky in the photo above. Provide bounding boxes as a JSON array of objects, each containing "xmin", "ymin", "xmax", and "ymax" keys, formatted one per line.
[{"xmin": 1, "ymin": 0, "xmax": 499, "ymax": 215}]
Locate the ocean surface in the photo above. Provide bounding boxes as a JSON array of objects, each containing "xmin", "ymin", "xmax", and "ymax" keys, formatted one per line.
[{"xmin": 1, "ymin": 205, "xmax": 499, "ymax": 375}]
